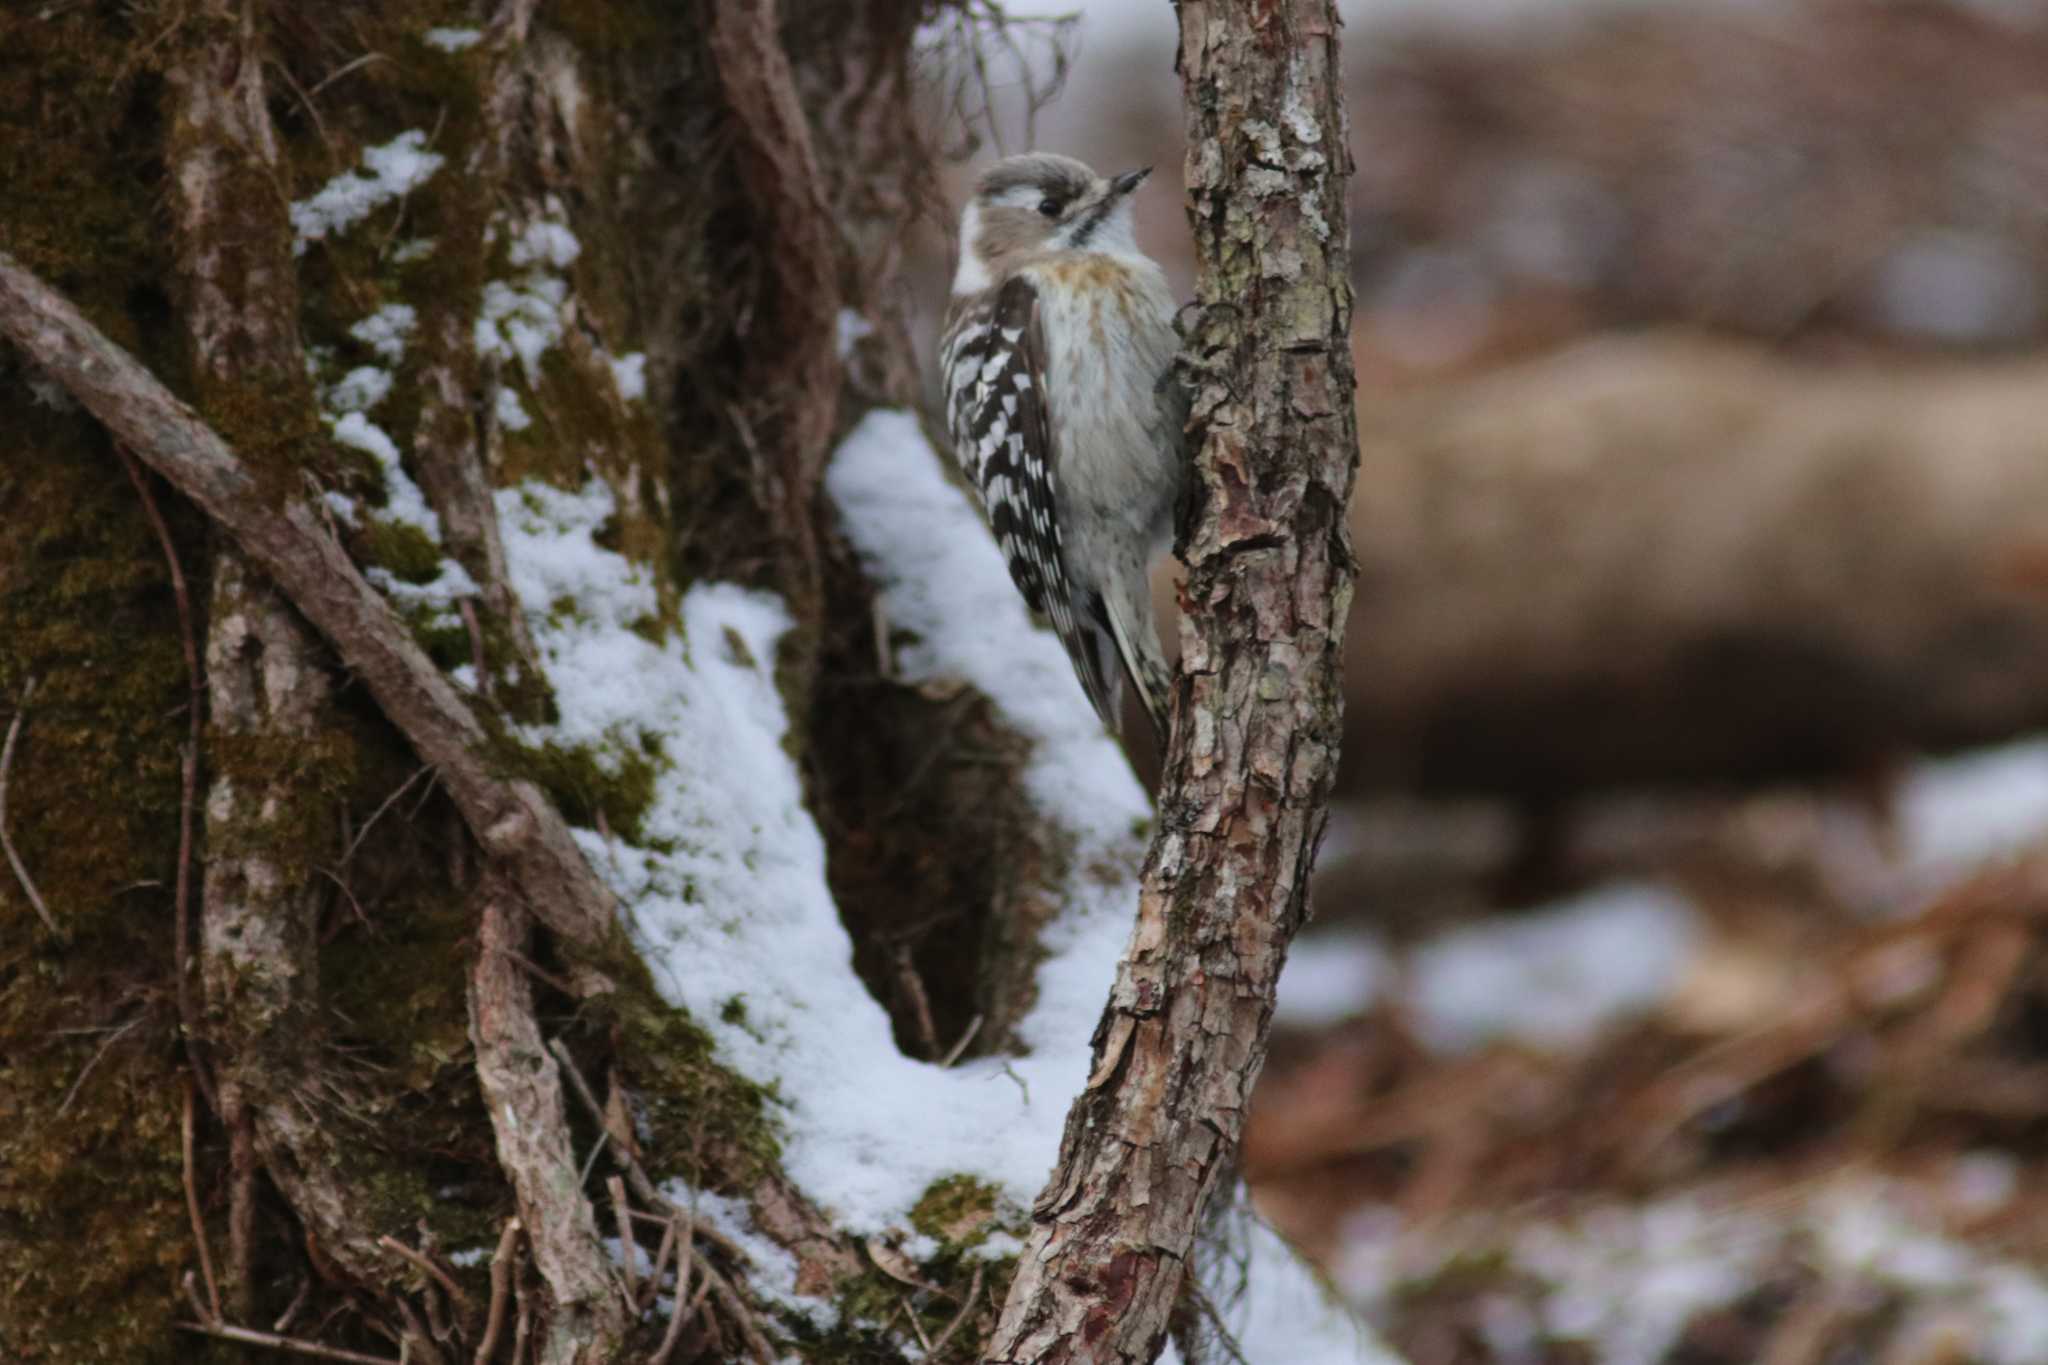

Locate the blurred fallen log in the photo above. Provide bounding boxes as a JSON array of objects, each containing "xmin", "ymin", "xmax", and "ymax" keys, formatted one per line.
[{"xmin": 1335, "ymin": 331, "xmax": 2048, "ymax": 796}]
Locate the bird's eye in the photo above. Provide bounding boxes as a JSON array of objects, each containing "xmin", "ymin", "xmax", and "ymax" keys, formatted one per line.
[{"xmin": 1037, "ymin": 197, "xmax": 1062, "ymax": 219}]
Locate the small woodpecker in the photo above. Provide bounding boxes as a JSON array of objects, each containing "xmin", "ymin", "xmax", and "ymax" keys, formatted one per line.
[{"xmin": 938, "ymin": 153, "xmax": 1185, "ymax": 741}]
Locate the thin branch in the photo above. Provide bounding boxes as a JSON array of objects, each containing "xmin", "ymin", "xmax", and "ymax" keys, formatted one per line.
[
  {"xmin": 608, "ymin": 1175, "xmax": 640, "ymax": 1308},
  {"xmin": 473, "ymin": 1218, "xmax": 521, "ymax": 1365},
  {"xmin": 639, "ymin": 1216, "xmax": 677, "ymax": 1314},
  {"xmin": 0, "ymin": 250, "xmax": 620, "ymax": 959},
  {"xmin": 378, "ymin": 1235, "xmax": 474, "ymax": 1314},
  {"xmin": 176, "ymin": 1319, "xmax": 401, "ymax": 1365},
  {"xmin": 930, "ymin": 1265, "xmax": 984, "ymax": 1355},
  {"xmin": 340, "ymin": 763, "xmax": 434, "ymax": 869},
  {"xmin": 275, "ymin": 1276, "xmax": 313, "ymax": 1334},
  {"xmin": 940, "ymin": 1014, "xmax": 983, "ymax": 1069},
  {"xmin": 175, "ymin": 741, "xmax": 214, "ymax": 1110},
  {"xmin": 0, "ymin": 677, "xmax": 57, "ymax": 936},
  {"xmin": 183, "ymin": 1079, "xmax": 223, "ymax": 1324},
  {"xmin": 56, "ymin": 1014, "xmax": 143, "ymax": 1117},
  {"xmin": 902, "ymin": 1295, "xmax": 935, "ymax": 1353},
  {"xmin": 511, "ymin": 1261, "xmax": 533, "ymax": 1365},
  {"xmin": 893, "ymin": 943, "xmax": 942, "ymax": 1059},
  {"xmin": 646, "ymin": 1272, "xmax": 696, "ymax": 1365},
  {"xmin": 118, "ymin": 447, "xmax": 215, "ymax": 1109}
]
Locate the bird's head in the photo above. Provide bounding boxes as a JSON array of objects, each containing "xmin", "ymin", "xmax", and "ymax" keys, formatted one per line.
[{"xmin": 952, "ymin": 152, "xmax": 1152, "ymax": 294}]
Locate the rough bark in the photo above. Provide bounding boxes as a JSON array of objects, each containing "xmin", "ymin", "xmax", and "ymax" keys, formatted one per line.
[
  {"xmin": 467, "ymin": 883, "xmax": 626, "ymax": 1364},
  {"xmin": 981, "ymin": 1, "xmax": 1358, "ymax": 1361},
  {"xmin": 162, "ymin": 0, "xmax": 378, "ymax": 1305},
  {"xmin": 0, "ymin": 251, "xmax": 621, "ymax": 963},
  {"xmin": 1, "ymin": 3, "xmax": 1185, "ymax": 1359}
]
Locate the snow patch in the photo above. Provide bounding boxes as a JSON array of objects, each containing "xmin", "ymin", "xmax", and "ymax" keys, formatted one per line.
[
  {"xmin": 835, "ymin": 309, "xmax": 875, "ymax": 361},
  {"xmin": 325, "ymin": 365, "xmax": 392, "ymax": 414},
  {"xmin": 1409, "ymin": 882, "xmax": 1700, "ymax": 1052},
  {"xmin": 1899, "ymin": 738, "xmax": 2048, "ymax": 885},
  {"xmin": 1867, "ymin": 230, "xmax": 2037, "ymax": 345},
  {"xmin": 494, "ymin": 385, "xmax": 533, "ymax": 433},
  {"xmin": 606, "ymin": 350, "xmax": 648, "ymax": 402},
  {"xmin": 1275, "ymin": 930, "xmax": 1389, "ymax": 1029},
  {"xmin": 508, "ymin": 215, "xmax": 582, "ymax": 272},
  {"xmin": 478, "ymin": 412, "xmax": 1376, "ymax": 1354},
  {"xmin": 291, "ymin": 130, "xmax": 444, "ymax": 254},
  {"xmin": 1341, "ymin": 1177, "xmax": 2048, "ymax": 1365},
  {"xmin": 330, "ymin": 413, "xmax": 440, "ymax": 540},
  {"xmin": 423, "ymin": 26, "xmax": 483, "ymax": 52},
  {"xmin": 486, "ymin": 416, "xmax": 1154, "ymax": 1238},
  {"xmin": 672, "ymin": 1187, "xmax": 839, "ymax": 1333},
  {"xmin": 349, "ymin": 303, "xmax": 418, "ymax": 363},
  {"xmin": 475, "ymin": 204, "xmax": 581, "ymax": 384},
  {"xmin": 476, "ymin": 275, "xmax": 569, "ymax": 383},
  {"xmin": 365, "ymin": 558, "xmax": 479, "ymax": 618},
  {"xmin": 1192, "ymin": 1194, "xmax": 1397, "ymax": 1364}
]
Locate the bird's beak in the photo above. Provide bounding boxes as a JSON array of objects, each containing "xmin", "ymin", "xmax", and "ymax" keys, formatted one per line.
[{"xmin": 1110, "ymin": 167, "xmax": 1152, "ymax": 198}]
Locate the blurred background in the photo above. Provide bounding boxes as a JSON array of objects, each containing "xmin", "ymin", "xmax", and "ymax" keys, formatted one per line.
[{"xmin": 918, "ymin": 2, "xmax": 2048, "ymax": 1360}]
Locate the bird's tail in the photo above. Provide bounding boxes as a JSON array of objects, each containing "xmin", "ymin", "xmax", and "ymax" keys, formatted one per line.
[{"xmin": 1101, "ymin": 593, "xmax": 1172, "ymax": 745}]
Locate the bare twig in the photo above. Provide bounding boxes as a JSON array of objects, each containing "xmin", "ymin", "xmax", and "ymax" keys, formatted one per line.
[
  {"xmin": 183, "ymin": 1269, "xmax": 213, "ymax": 1325},
  {"xmin": 576, "ymin": 1127, "xmax": 611, "ymax": 1190},
  {"xmin": 929, "ymin": 1265, "xmax": 984, "ymax": 1355},
  {"xmin": 340, "ymin": 763, "xmax": 434, "ymax": 870},
  {"xmin": 118, "ymin": 446, "xmax": 215, "ymax": 1107},
  {"xmin": 640, "ymin": 1217, "xmax": 678, "ymax": 1314},
  {"xmin": 902, "ymin": 1294, "xmax": 935, "ymax": 1352},
  {"xmin": 174, "ymin": 740, "xmax": 214, "ymax": 1110},
  {"xmin": 646, "ymin": 1208, "xmax": 700, "ymax": 1365},
  {"xmin": 275, "ymin": 1276, "xmax": 313, "ymax": 1333},
  {"xmin": 0, "ymin": 677, "xmax": 57, "ymax": 936},
  {"xmin": 939, "ymin": 1014, "xmax": 983, "ymax": 1069},
  {"xmin": 696, "ymin": 1257, "xmax": 775, "ymax": 1364},
  {"xmin": 647, "ymin": 1277, "xmax": 696, "ymax": 1365},
  {"xmin": 893, "ymin": 943, "xmax": 942, "ymax": 1059},
  {"xmin": 511, "ymin": 1263, "xmax": 533, "ymax": 1364},
  {"xmin": 669, "ymin": 1205, "xmax": 698, "ymax": 1338},
  {"xmin": 379, "ymin": 1235, "xmax": 474, "ymax": 1315},
  {"xmin": 55, "ymin": 1013, "xmax": 142, "ymax": 1117},
  {"xmin": 176, "ymin": 1319, "xmax": 401, "ymax": 1364},
  {"xmin": 182, "ymin": 1079, "xmax": 222, "ymax": 1324},
  {"xmin": 608, "ymin": 1175, "xmax": 639, "ymax": 1306},
  {"xmin": 474, "ymin": 1218, "xmax": 521, "ymax": 1364}
]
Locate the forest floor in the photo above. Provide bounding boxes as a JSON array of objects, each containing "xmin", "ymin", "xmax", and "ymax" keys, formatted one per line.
[{"xmin": 1251, "ymin": 740, "xmax": 2048, "ymax": 1364}]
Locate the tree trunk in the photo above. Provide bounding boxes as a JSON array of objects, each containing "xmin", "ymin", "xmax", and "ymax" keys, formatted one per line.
[
  {"xmin": 0, "ymin": 3, "xmax": 1372, "ymax": 1363},
  {"xmin": 980, "ymin": 0, "xmax": 1361, "ymax": 1361}
]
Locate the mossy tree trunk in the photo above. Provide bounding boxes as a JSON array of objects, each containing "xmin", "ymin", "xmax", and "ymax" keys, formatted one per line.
[
  {"xmin": 0, "ymin": 1, "xmax": 1050, "ymax": 1360},
  {"xmin": 1, "ymin": 3, "xmax": 1366, "ymax": 1364}
]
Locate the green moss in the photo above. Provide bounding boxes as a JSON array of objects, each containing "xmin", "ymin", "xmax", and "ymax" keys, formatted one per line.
[
  {"xmin": 503, "ymin": 737, "xmax": 659, "ymax": 842},
  {"xmin": 359, "ymin": 518, "xmax": 446, "ymax": 583},
  {"xmin": 909, "ymin": 1175, "xmax": 1007, "ymax": 1248}
]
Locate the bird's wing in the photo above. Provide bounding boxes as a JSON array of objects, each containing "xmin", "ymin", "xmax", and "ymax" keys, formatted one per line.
[{"xmin": 940, "ymin": 275, "xmax": 1123, "ymax": 731}]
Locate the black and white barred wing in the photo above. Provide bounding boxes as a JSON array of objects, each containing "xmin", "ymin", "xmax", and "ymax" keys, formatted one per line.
[{"xmin": 938, "ymin": 276, "xmax": 1120, "ymax": 728}]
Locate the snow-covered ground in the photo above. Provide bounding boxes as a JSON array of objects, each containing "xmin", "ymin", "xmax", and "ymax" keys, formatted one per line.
[
  {"xmin": 1277, "ymin": 737, "xmax": 2048, "ymax": 1047},
  {"xmin": 1338, "ymin": 1174, "xmax": 2048, "ymax": 1365}
]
